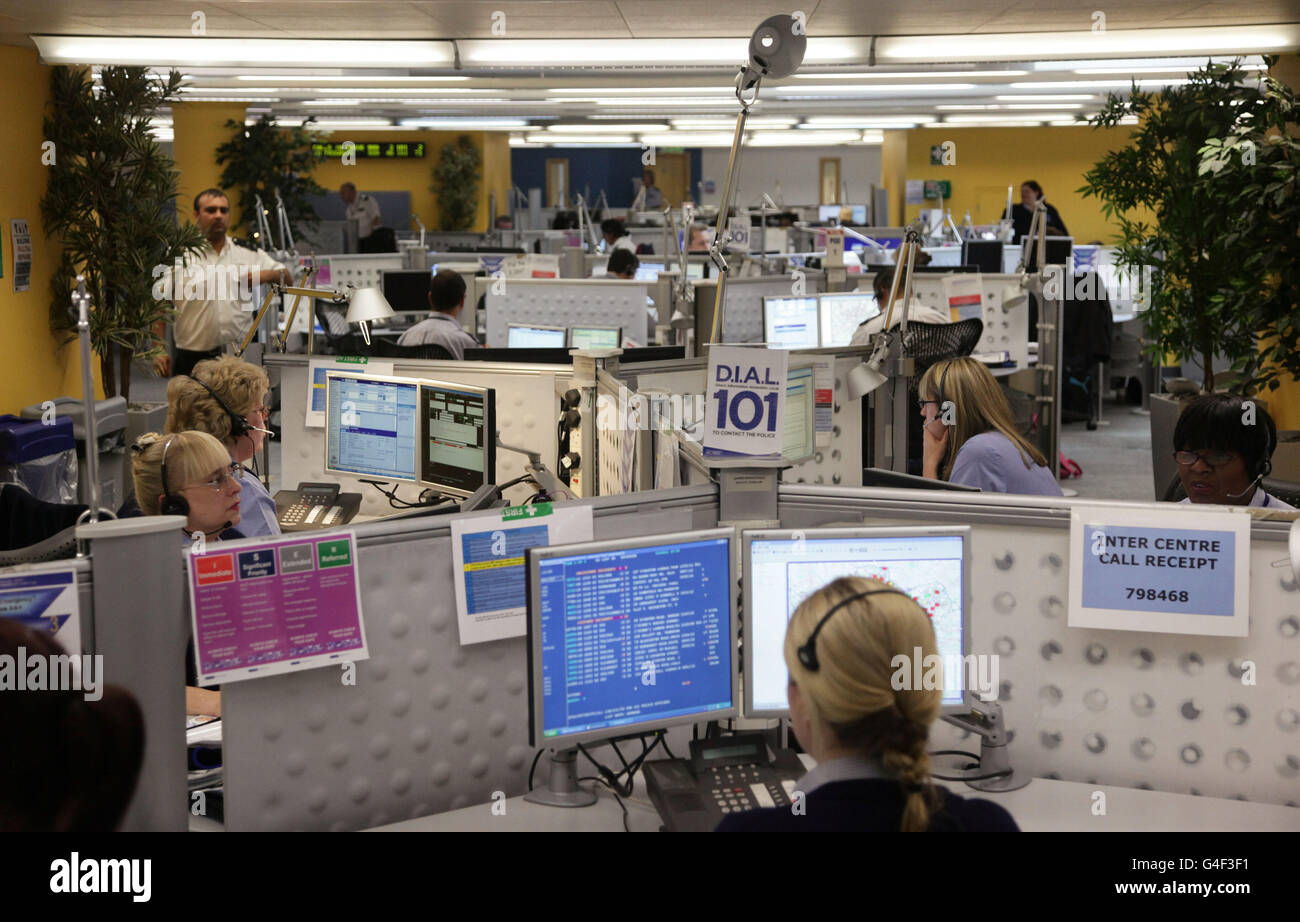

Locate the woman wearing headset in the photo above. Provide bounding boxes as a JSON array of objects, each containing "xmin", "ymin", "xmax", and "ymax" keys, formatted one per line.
[
  {"xmin": 166, "ymin": 356, "xmax": 280, "ymax": 536},
  {"xmin": 717, "ymin": 577, "xmax": 1018, "ymax": 832},
  {"xmin": 130, "ymin": 429, "xmax": 242, "ymax": 716},
  {"xmin": 918, "ymin": 357, "xmax": 1062, "ymax": 496},
  {"xmin": 1173, "ymin": 393, "xmax": 1295, "ymax": 510}
]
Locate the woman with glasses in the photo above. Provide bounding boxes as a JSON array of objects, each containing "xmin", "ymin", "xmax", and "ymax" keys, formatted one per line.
[
  {"xmin": 717, "ymin": 576, "xmax": 1019, "ymax": 832},
  {"xmin": 1173, "ymin": 394, "xmax": 1295, "ymax": 510},
  {"xmin": 165, "ymin": 356, "xmax": 280, "ymax": 536},
  {"xmin": 917, "ymin": 357, "xmax": 1062, "ymax": 496}
]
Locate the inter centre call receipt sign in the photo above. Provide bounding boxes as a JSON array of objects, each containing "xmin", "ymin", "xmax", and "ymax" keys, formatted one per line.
[{"xmin": 1067, "ymin": 506, "xmax": 1250, "ymax": 637}]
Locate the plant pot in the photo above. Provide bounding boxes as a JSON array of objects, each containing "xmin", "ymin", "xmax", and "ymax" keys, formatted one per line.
[{"xmin": 1149, "ymin": 392, "xmax": 1184, "ymax": 499}]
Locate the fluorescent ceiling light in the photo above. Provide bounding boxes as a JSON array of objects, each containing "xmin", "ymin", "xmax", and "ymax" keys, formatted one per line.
[
  {"xmin": 236, "ymin": 75, "xmax": 469, "ymax": 82},
  {"xmin": 1003, "ymin": 103, "xmax": 1083, "ymax": 109},
  {"xmin": 800, "ymin": 117, "xmax": 933, "ymax": 127},
  {"xmin": 546, "ymin": 86, "xmax": 733, "ymax": 95},
  {"xmin": 793, "ymin": 70, "xmax": 1027, "ymax": 79},
  {"xmin": 572, "ymin": 97, "xmax": 741, "ymax": 107},
  {"xmin": 1033, "ymin": 55, "xmax": 1267, "ymax": 72},
  {"xmin": 1076, "ymin": 63, "xmax": 1267, "ymax": 74},
  {"xmin": 772, "ymin": 83, "xmax": 978, "ymax": 95},
  {"xmin": 546, "ymin": 123, "xmax": 665, "ymax": 132},
  {"xmin": 183, "ymin": 86, "xmax": 297, "ymax": 95},
  {"xmin": 178, "ymin": 96, "xmax": 277, "ymax": 103},
  {"xmin": 995, "ymin": 94, "xmax": 1095, "ymax": 101},
  {"xmin": 311, "ymin": 119, "xmax": 397, "ymax": 128},
  {"xmin": 638, "ymin": 132, "xmax": 735, "ymax": 147},
  {"xmin": 32, "ymin": 36, "xmax": 455, "ymax": 67},
  {"xmin": 528, "ymin": 134, "xmax": 635, "ymax": 144},
  {"xmin": 256, "ymin": 117, "xmax": 305, "ymax": 127},
  {"xmin": 195, "ymin": 87, "xmax": 481, "ymax": 96},
  {"xmin": 462, "ymin": 39, "xmax": 748, "ymax": 66},
  {"xmin": 302, "ymin": 100, "xmax": 362, "ymax": 106},
  {"xmin": 1010, "ymin": 79, "xmax": 1193, "ymax": 89},
  {"xmin": 400, "ymin": 117, "xmax": 528, "ymax": 128},
  {"xmin": 748, "ymin": 130, "xmax": 864, "ymax": 145},
  {"xmin": 509, "ymin": 137, "xmax": 545, "ymax": 147},
  {"xmin": 943, "ymin": 114, "xmax": 1070, "ymax": 123},
  {"xmin": 878, "ymin": 27, "xmax": 1297, "ymax": 62},
  {"xmin": 671, "ymin": 117, "xmax": 794, "ymax": 128},
  {"xmin": 937, "ymin": 104, "xmax": 997, "ymax": 110}
]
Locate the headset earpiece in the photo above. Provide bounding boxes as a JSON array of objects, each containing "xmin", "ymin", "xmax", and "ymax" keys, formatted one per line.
[
  {"xmin": 796, "ymin": 587, "xmax": 913, "ymax": 672},
  {"xmin": 189, "ymin": 374, "xmax": 250, "ymax": 442},
  {"xmin": 158, "ymin": 438, "xmax": 190, "ymax": 517}
]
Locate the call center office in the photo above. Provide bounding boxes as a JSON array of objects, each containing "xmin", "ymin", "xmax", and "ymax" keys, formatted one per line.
[{"xmin": 2, "ymin": 4, "xmax": 1300, "ymax": 836}]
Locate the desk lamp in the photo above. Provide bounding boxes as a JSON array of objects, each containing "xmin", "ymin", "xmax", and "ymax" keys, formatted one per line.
[{"xmin": 346, "ymin": 286, "xmax": 396, "ymax": 345}]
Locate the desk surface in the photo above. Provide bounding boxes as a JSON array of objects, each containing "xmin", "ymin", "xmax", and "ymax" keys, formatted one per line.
[{"xmin": 369, "ymin": 775, "xmax": 1300, "ymax": 833}]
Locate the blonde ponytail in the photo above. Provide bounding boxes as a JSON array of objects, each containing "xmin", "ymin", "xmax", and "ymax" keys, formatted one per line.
[{"xmin": 784, "ymin": 576, "xmax": 943, "ymax": 832}]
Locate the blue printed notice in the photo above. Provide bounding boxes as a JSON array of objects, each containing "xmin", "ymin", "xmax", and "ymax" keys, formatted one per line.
[
  {"xmin": 1081, "ymin": 524, "xmax": 1234, "ymax": 616},
  {"xmin": 459, "ymin": 525, "xmax": 549, "ymax": 616}
]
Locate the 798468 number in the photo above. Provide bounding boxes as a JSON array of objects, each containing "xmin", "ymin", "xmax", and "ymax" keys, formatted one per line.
[{"xmin": 1126, "ymin": 587, "xmax": 1189, "ymax": 602}]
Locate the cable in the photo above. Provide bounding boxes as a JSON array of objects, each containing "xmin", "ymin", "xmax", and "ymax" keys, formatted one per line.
[
  {"xmin": 527, "ymin": 748, "xmax": 546, "ymax": 791},
  {"xmin": 660, "ymin": 735, "xmax": 678, "ymax": 761},
  {"xmin": 932, "ymin": 769, "xmax": 1013, "ymax": 783},
  {"xmin": 578, "ymin": 775, "xmax": 630, "ymax": 832}
]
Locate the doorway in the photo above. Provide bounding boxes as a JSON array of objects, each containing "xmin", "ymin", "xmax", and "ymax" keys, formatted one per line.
[{"xmin": 819, "ymin": 157, "xmax": 841, "ymax": 205}]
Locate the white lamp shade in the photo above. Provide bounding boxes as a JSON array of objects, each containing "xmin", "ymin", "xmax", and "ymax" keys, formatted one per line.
[
  {"xmin": 847, "ymin": 360, "xmax": 888, "ymax": 401},
  {"xmin": 346, "ymin": 286, "xmax": 395, "ymax": 325}
]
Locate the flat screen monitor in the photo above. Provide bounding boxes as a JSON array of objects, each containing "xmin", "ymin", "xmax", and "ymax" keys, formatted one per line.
[
  {"xmin": 742, "ymin": 526, "xmax": 972, "ymax": 717},
  {"xmin": 962, "ymin": 240, "xmax": 1003, "ymax": 275},
  {"xmin": 381, "ymin": 270, "xmax": 433, "ymax": 313},
  {"xmin": 324, "ymin": 372, "xmax": 420, "ymax": 482},
  {"xmin": 763, "ymin": 296, "xmax": 820, "ymax": 350},
  {"xmin": 861, "ymin": 468, "xmax": 981, "ymax": 492},
  {"xmin": 569, "ymin": 326, "xmax": 622, "ymax": 350},
  {"xmin": 817, "ymin": 204, "xmax": 867, "ymax": 224},
  {"xmin": 635, "ymin": 262, "xmax": 663, "ymax": 282},
  {"xmin": 418, "ymin": 380, "xmax": 496, "ymax": 497},
  {"xmin": 685, "ymin": 262, "xmax": 706, "ymax": 280},
  {"xmin": 527, "ymin": 529, "xmax": 737, "ymax": 747},
  {"xmin": 507, "ymin": 323, "xmax": 567, "ymax": 348},
  {"xmin": 818, "ymin": 292, "xmax": 880, "ymax": 347},
  {"xmin": 1025, "ymin": 236, "xmax": 1074, "ymax": 271},
  {"xmin": 783, "ymin": 364, "xmax": 815, "ymax": 463}
]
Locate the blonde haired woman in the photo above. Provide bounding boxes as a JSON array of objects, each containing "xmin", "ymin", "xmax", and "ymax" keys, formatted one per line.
[
  {"xmin": 919, "ymin": 357, "xmax": 1062, "ymax": 496},
  {"xmin": 130, "ymin": 430, "xmax": 243, "ymax": 542},
  {"xmin": 165, "ymin": 355, "xmax": 279, "ymax": 536},
  {"xmin": 717, "ymin": 577, "xmax": 1018, "ymax": 832}
]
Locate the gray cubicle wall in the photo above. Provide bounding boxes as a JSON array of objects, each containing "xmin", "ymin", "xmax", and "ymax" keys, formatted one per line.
[
  {"xmin": 221, "ymin": 485, "xmax": 721, "ymax": 831},
  {"xmin": 693, "ymin": 275, "xmax": 824, "ymax": 346},
  {"xmin": 778, "ymin": 485, "xmax": 1300, "ymax": 806},
  {"xmin": 268, "ymin": 354, "xmax": 569, "ymax": 515}
]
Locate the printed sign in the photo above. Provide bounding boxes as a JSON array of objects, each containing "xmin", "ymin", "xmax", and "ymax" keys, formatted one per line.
[
  {"xmin": 187, "ymin": 532, "xmax": 369, "ymax": 684},
  {"xmin": 10, "ymin": 219, "xmax": 32, "ymax": 292},
  {"xmin": 1067, "ymin": 506, "xmax": 1250, "ymax": 636},
  {"xmin": 703, "ymin": 345, "xmax": 788, "ymax": 459},
  {"xmin": 0, "ymin": 569, "xmax": 81, "ymax": 656},
  {"xmin": 944, "ymin": 273, "xmax": 984, "ymax": 321},
  {"xmin": 450, "ymin": 503, "xmax": 594, "ymax": 644}
]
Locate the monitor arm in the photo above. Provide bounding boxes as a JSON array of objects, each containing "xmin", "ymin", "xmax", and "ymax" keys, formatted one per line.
[
  {"xmin": 940, "ymin": 699, "xmax": 1030, "ymax": 792},
  {"xmin": 496, "ymin": 434, "xmax": 576, "ymax": 502}
]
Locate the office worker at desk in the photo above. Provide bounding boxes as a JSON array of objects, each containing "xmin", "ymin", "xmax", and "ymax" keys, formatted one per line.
[
  {"xmin": 1173, "ymin": 393, "xmax": 1296, "ymax": 510},
  {"xmin": 919, "ymin": 357, "xmax": 1063, "ymax": 497},
  {"xmin": 717, "ymin": 577, "xmax": 1019, "ymax": 832},
  {"xmin": 395, "ymin": 268, "xmax": 479, "ymax": 358},
  {"xmin": 848, "ymin": 266, "xmax": 950, "ymax": 344},
  {"xmin": 601, "ymin": 218, "xmax": 636, "ymax": 254},
  {"xmin": 131, "ymin": 430, "xmax": 242, "ymax": 717},
  {"xmin": 165, "ymin": 356, "xmax": 280, "ymax": 537},
  {"xmin": 1009, "ymin": 180, "xmax": 1068, "ymax": 243}
]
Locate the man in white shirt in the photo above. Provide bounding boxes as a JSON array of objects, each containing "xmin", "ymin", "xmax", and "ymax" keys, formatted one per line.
[
  {"xmin": 849, "ymin": 265, "xmax": 951, "ymax": 345},
  {"xmin": 395, "ymin": 269, "xmax": 480, "ymax": 359},
  {"xmin": 641, "ymin": 169, "xmax": 663, "ymax": 210},
  {"xmin": 601, "ymin": 218, "xmax": 636, "ymax": 255},
  {"xmin": 153, "ymin": 188, "xmax": 289, "ymax": 378},
  {"xmin": 340, "ymin": 182, "xmax": 382, "ymax": 248}
]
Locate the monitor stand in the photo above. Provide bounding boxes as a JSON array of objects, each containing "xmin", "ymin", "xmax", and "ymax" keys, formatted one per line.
[{"xmin": 523, "ymin": 748, "xmax": 598, "ymax": 807}]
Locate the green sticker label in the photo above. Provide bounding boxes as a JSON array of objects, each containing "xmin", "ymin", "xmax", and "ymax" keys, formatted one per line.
[
  {"xmin": 316, "ymin": 538, "xmax": 353, "ymax": 568},
  {"xmin": 337, "ymin": 356, "xmax": 368, "ymax": 365},
  {"xmin": 502, "ymin": 503, "xmax": 553, "ymax": 520}
]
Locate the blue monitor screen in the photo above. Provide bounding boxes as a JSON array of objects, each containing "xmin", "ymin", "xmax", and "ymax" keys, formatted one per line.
[
  {"xmin": 508, "ymin": 325, "xmax": 566, "ymax": 348},
  {"xmin": 326, "ymin": 375, "xmax": 419, "ymax": 481},
  {"xmin": 764, "ymin": 296, "xmax": 820, "ymax": 349},
  {"xmin": 536, "ymin": 536, "xmax": 734, "ymax": 740},
  {"xmin": 635, "ymin": 262, "xmax": 663, "ymax": 281}
]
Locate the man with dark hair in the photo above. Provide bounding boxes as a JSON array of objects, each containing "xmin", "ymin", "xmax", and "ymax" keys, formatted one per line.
[
  {"xmin": 339, "ymin": 182, "xmax": 383, "ymax": 250},
  {"xmin": 606, "ymin": 248, "xmax": 639, "ymax": 279},
  {"xmin": 396, "ymin": 269, "xmax": 479, "ymax": 358},
  {"xmin": 153, "ymin": 188, "xmax": 290, "ymax": 377},
  {"xmin": 1173, "ymin": 393, "xmax": 1294, "ymax": 509},
  {"xmin": 601, "ymin": 218, "xmax": 634, "ymax": 254},
  {"xmin": 848, "ymin": 263, "xmax": 950, "ymax": 345}
]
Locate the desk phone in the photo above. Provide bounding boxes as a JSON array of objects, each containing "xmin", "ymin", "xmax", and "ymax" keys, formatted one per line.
[
  {"xmin": 643, "ymin": 733, "xmax": 805, "ymax": 832},
  {"xmin": 274, "ymin": 482, "xmax": 362, "ymax": 531}
]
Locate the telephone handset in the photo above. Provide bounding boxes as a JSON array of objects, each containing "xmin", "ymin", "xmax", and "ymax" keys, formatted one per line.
[{"xmin": 275, "ymin": 482, "xmax": 362, "ymax": 531}]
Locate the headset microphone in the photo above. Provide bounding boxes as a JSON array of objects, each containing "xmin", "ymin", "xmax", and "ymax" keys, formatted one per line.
[
  {"xmin": 1224, "ymin": 473, "xmax": 1265, "ymax": 501},
  {"xmin": 248, "ymin": 425, "xmax": 275, "ymax": 438}
]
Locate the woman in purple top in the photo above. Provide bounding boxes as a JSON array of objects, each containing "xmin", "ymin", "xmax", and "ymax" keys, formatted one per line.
[{"xmin": 918, "ymin": 357, "xmax": 1063, "ymax": 497}]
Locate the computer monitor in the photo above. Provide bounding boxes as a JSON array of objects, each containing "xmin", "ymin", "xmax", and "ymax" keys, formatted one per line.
[
  {"xmin": 418, "ymin": 380, "xmax": 496, "ymax": 497},
  {"xmin": 324, "ymin": 372, "xmax": 420, "ymax": 482},
  {"xmin": 507, "ymin": 323, "xmax": 567, "ymax": 348},
  {"xmin": 818, "ymin": 292, "xmax": 880, "ymax": 347},
  {"xmin": 685, "ymin": 262, "xmax": 705, "ymax": 280},
  {"xmin": 1025, "ymin": 236, "xmax": 1073, "ymax": 271},
  {"xmin": 742, "ymin": 526, "xmax": 972, "ymax": 718},
  {"xmin": 381, "ymin": 270, "xmax": 433, "ymax": 313},
  {"xmin": 526, "ymin": 529, "xmax": 738, "ymax": 749},
  {"xmin": 763, "ymin": 296, "xmax": 820, "ymax": 350},
  {"xmin": 816, "ymin": 204, "xmax": 867, "ymax": 224},
  {"xmin": 569, "ymin": 326, "xmax": 622, "ymax": 350},
  {"xmin": 861, "ymin": 467, "xmax": 981, "ymax": 492},
  {"xmin": 635, "ymin": 262, "xmax": 663, "ymax": 282},
  {"xmin": 783, "ymin": 364, "xmax": 815, "ymax": 463},
  {"xmin": 962, "ymin": 239, "xmax": 1003, "ymax": 275}
]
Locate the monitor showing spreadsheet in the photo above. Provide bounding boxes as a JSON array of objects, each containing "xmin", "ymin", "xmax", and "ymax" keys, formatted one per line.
[
  {"xmin": 635, "ymin": 262, "xmax": 663, "ymax": 282},
  {"xmin": 507, "ymin": 324, "xmax": 567, "ymax": 348},
  {"xmin": 783, "ymin": 364, "xmax": 815, "ymax": 463},
  {"xmin": 818, "ymin": 292, "xmax": 880, "ymax": 347},
  {"xmin": 526, "ymin": 529, "xmax": 737, "ymax": 747},
  {"xmin": 569, "ymin": 326, "xmax": 622, "ymax": 350},
  {"xmin": 742, "ymin": 526, "xmax": 972, "ymax": 717},
  {"xmin": 763, "ymin": 296, "xmax": 820, "ymax": 349},
  {"xmin": 418, "ymin": 380, "xmax": 496, "ymax": 497},
  {"xmin": 324, "ymin": 372, "xmax": 420, "ymax": 482}
]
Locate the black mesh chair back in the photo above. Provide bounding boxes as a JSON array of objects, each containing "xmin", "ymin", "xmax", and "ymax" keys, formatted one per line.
[
  {"xmin": 363, "ymin": 339, "xmax": 456, "ymax": 360},
  {"xmin": 900, "ymin": 318, "xmax": 985, "ymax": 380}
]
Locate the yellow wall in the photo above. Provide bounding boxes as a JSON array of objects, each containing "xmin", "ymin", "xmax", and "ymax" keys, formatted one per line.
[
  {"xmin": 900, "ymin": 125, "xmax": 1138, "ymax": 243},
  {"xmin": 0, "ymin": 46, "xmax": 101, "ymax": 414},
  {"xmin": 172, "ymin": 102, "xmax": 249, "ymax": 228},
  {"xmin": 1263, "ymin": 56, "xmax": 1300, "ymax": 430},
  {"xmin": 880, "ymin": 130, "xmax": 908, "ymax": 225},
  {"xmin": 479, "ymin": 132, "xmax": 512, "ymax": 230}
]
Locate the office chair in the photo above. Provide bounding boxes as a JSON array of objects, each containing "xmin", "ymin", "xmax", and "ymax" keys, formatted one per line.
[
  {"xmin": 363, "ymin": 339, "xmax": 456, "ymax": 360},
  {"xmin": 0, "ymin": 484, "xmax": 87, "ymax": 562},
  {"xmin": 898, "ymin": 319, "xmax": 984, "ymax": 476}
]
